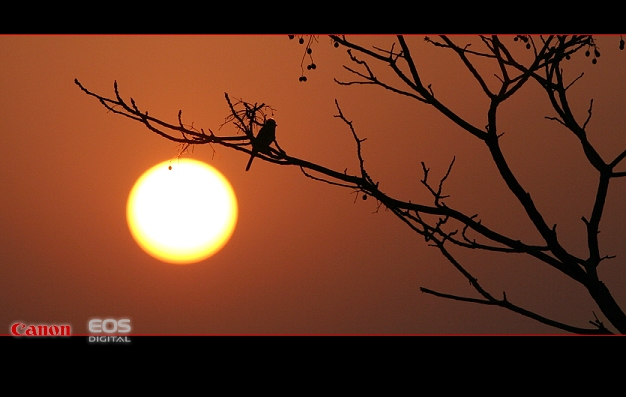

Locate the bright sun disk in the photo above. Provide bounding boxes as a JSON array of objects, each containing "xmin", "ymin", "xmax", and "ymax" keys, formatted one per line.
[{"xmin": 126, "ymin": 159, "xmax": 238, "ymax": 264}]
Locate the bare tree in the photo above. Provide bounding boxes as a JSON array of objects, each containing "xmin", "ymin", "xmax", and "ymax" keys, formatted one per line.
[{"xmin": 75, "ymin": 35, "xmax": 626, "ymax": 334}]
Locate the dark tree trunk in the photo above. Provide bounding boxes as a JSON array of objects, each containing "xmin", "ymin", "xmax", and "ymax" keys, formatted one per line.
[{"xmin": 586, "ymin": 279, "xmax": 626, "ymax": 334}]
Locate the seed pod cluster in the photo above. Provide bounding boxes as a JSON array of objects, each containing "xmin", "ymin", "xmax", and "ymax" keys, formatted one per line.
[
  {"xmin": 514, "ymin": 35, "xmax": 531, "ymax": 49},
  {"xmin": 584, "ymin": 43, "xmax": 601, "ymax": 64},
  {"xmin": 290, "ymin": 35, "xmax": 318, "ymax": 83}
]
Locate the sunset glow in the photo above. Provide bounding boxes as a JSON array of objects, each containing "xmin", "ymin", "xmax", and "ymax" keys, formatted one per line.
[{"xmin": 4, "ymin": 35, "xmax": 626, "ymax": 334}]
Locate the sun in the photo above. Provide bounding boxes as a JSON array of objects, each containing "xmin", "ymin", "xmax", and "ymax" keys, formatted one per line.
[{"xmin": 126, "ymin": 159, "xmax": 238, "ymax": 264}]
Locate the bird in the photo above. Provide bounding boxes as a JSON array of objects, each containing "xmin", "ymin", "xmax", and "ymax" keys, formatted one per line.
[{"xmin": 246, "ymin": 118, "xmax": 277, "ymax": 171}]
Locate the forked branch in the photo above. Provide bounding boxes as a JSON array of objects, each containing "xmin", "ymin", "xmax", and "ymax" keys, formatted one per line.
[{"xmin": 76, "ymin": 34, "xmax": 626, "ymax": 333}]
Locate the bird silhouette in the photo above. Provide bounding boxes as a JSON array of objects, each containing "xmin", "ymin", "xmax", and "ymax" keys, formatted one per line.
[{"xmin": 246, "ymin": 118, "xmax": 277, "ymax": 171}]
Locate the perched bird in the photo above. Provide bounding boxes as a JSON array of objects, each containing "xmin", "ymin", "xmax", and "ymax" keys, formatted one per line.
[{"xmin": 246, "ymin": 118, "xmax": 277, "ymax": 171}]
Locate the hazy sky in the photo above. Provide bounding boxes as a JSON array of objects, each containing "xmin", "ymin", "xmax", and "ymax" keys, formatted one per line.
[{"xmin": 2, "ymin": 35, "xmax": 626, "ymax": 334}]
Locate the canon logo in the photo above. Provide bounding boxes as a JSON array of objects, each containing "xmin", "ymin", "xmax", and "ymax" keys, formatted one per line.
[{"xmin": 11, "ymin": 323, "xmax": 71, "ymax": 336}]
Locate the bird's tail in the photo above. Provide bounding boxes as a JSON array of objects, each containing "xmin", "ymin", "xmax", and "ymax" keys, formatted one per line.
[{"xmin": 245, "ymin": 154, "xmax": 255, "ymax": 171}]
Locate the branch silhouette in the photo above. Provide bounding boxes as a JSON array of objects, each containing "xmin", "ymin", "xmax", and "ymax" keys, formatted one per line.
[{"xmin": 76, "ymin": 34, "xmax": 626, "ymax": 334}]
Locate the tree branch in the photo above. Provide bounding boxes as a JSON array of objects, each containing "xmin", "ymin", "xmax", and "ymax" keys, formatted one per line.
[{"xmin": 76, "ymin": 34, "xmax": 626, "ymax": 334}]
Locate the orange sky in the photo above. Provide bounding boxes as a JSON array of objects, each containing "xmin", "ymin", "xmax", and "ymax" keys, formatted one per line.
[{"xmin": 2, "ymin": 35, "xmax": 626, "ymax": 334}]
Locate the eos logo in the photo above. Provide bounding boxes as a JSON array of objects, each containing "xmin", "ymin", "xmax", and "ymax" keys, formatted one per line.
[{"xmin": 89, "ymin": 319, "xmax": 131, "ymax": 334}]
